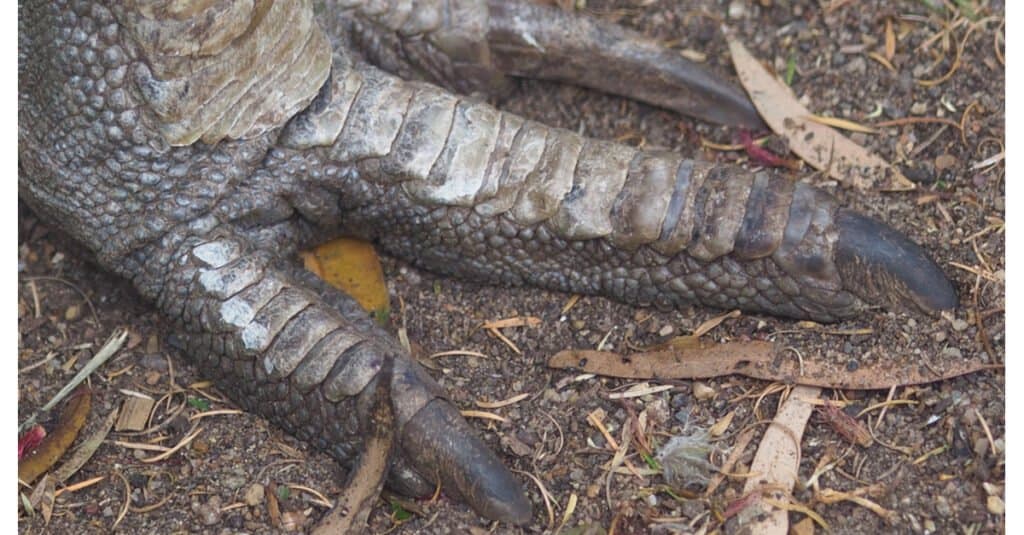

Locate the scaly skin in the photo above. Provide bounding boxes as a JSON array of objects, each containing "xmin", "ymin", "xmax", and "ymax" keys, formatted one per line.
[{"xmin": 18, "ymin": 0, "xmax": 956, "ymax": 526}]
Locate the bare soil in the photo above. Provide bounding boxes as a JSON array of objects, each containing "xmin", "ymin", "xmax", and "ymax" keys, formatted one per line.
[{"xmin": 18, "ymin": 1, "xmax": 1004, "ymax": 533}]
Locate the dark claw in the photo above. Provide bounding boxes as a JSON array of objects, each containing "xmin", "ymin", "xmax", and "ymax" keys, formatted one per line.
[
  {"xmin": 401, "ymin": 400, "xmax": 533, "ymax": 525},
  {"xmin": 486, "ymin": 1, "xmax": 766, "ymax": 129},
  {"xmin": 835, "ymin": 209, "xmax": 958, "ymax": 314}
]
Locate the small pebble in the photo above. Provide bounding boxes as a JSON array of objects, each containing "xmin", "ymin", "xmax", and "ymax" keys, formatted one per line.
[
  {"xmin": 692, "ymin": 382, "xmax": 716, "ymax": 401},
  {"xmin": 64, "ymin": 304, "xmax": 81, "ymax": 322},
  {"xmin": 244, "ymin": 484, "xmax": 265, "ymax": 506},
  {"xmin": 935, "ymin": 153, "xmax": 958, "ymax": 171},
  {"xmin": 932, "ymin": 331, "xmax": 947, "ymax": 343},
  {"xmin": 910, "ymin": 101, "xmax": 928, "ymax": 115},
  {"xmin": 951, "ymin": 318, "xmax": 970, "ymax": 332},
  {"xmin": 727, "ymin": 0, "xmax": 746, "ymax": 19},
  {"xmin": 658, "ymin": 325, "xmax": 674, "ymax": 337},
  {"xmin": 988, "ymin": 495, "xmax": 1005, "ymax": 515},
  {"xmin": 222, "ymin": 472, "xmax": 248, "ymax": 491},
  {"xmin": 193, "ymin": 495, "xmax": 222, "ymax": 526},
  {"xmin": 934, "ymin": 495, "xmax": 952, "ymax": 516}
]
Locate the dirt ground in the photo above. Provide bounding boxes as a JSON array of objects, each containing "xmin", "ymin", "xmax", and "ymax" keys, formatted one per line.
[{"xmin": 18, "ymin": 1, "xmax": 1004, "ymax": 533}]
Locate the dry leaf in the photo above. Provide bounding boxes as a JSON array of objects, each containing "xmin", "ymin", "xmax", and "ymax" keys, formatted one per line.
[
  {"xmin": 548, "ymin": 343, "xmax": 996, "ymax": 390},
  {"xmin": 884, "ymin": 18, "xmax": 896, "ymax": 61},
  {"xmin": 725, "ymin": 28, "xmax": 914, "ymax": 191},
  {"xmin": 19, "ymin": 386, "xmax": 92, "ymax": 484},
  {"xmin": 736, "ymin": 385, "xmax": 821, "ymax": 534},
  {"xmin": 805, "ymin": 115, "xmax": 877, "ymax": 135},
  {"xmin": 709, "ymin": 409, "xmax": 736, "ymax": 437},
  {"xmin": 301, "ymin": 238, "xmax": 390, "ymax": 317}
]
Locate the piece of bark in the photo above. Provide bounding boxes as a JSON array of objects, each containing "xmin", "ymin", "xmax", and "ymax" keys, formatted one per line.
[{"xmin": 736, "ymin": 385, "xmax": 821, "ymax": 534}]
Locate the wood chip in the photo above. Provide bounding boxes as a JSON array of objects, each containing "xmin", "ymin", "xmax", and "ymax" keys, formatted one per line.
[{"xmin": 116, "ymin": 395, "xmax": 155, "ymax": 432}]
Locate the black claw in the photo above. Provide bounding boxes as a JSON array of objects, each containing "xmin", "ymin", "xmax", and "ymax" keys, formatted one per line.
[
  {"xmin": 835, "ymin": 209, "xmax": 958, "ymax": 314},
  {"xmin": 401, "ymin": 400, "xmax": 533, "ymax": 525}
]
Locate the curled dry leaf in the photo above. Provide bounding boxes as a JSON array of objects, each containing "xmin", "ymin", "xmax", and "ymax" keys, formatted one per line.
[
  {"xmin": 19, "ymin": 386, "xmax": 92, "ymax": 485},
  {"xmin": 724, "ymin": 28, "xmax": 914, "ymax": 191}
]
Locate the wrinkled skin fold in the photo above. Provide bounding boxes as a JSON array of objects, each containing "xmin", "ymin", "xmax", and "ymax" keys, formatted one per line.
[{"xmin": 18, "ymin": 0, "xmax": 956, "ymax": 526}]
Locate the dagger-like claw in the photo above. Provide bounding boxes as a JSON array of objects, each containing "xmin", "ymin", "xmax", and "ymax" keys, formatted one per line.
[
  {"xmin": 401, "ymin": 399, "xmax": 533, "ymax": 525},
  {"xmin": 835, "ymin": 209, "xmax": 958, "ymax": 315}
]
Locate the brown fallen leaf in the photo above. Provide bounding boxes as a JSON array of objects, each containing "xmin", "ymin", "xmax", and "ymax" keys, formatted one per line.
[
  {"xmin": 27, "ymin": 475, "xmax": 55, "ymax": 525},
  {"xmin": 548, "ymin": 343, "xmax": 997, "ymax": 390},
  {"xmin": 736, "ymin": 385, "xmax": 822, "ymax": 534},
  {"xmin": 301, "ymin": 238, "xmax": 390, "ymax": 318},
  {"xmin": 19, "ymin": 386, "xmax": 92, "ymax": 485},
  {"xmin": 725, "ymin": 28, "xmax": 914, "ymax": 191}
]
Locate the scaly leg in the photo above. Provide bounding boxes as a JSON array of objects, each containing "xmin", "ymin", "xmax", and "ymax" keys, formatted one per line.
[
  {"xmin": 140, "ymin": 228, "xmax": 533, "ymax": 524},
  {"xmin": 278, "ymin": 60, "xmax": 956, "ymax": 321}
]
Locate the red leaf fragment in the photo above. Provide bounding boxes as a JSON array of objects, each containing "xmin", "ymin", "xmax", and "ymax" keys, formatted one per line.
[
  {"xmin": 739, "ymin": 130, "xmax": 801, "ymax": 170},
  {"xmin": 19, "ymin": 425, "xmax": 47, "ymax": 460}
]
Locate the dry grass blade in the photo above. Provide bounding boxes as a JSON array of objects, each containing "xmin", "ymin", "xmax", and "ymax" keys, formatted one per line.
[
  {"xmin": 761, "ymin": 497, "xmax": 829, "ymax": 530},
  {"xmin": 287, "ymin": 484, "xmax": 334, "ymax": 508},
  {"xmin": 693, "ymin": 309, "xmax": 740, "ymax": 338},
  {"xmin": 20, "ymin": 329, "xmax": 127, "ymax": 433},
  {"xmin": 816, "ymin": 488, "xmax": 895, "ymax": 522},
  {"xmin": 867, "ymin": 51, "xmax": 897, "ymax": 73},
  {"xmin": 459, "ymin": 410, "xmax": 509, "ymax": 423},
  {"xmin": 51, "ymin": 408, "xmax": 118, "ymax": 483},
  {"xmin": 557, "ymin": 493, "xmax": 578, "ymax": 533},
  {"xmin": 428, "ymin": 349, "xmax": 489, "ymax": 359},
  {"xmin": 476, "ymin": 392, "xmax": 530, "ymax": 409},
  {"xmin": 141, "ymin": 425, "xmax": 203, "ymax": 463},
  {"xmin": 884, "ymin": 17, "xmax": 896, "ymax": 60},
  {"xmin": 724, "ymin": 28, "xmax": 914, "ymax": 191},
  {"xmin": 27, "ymin": 475, "xmax": 55, "ymax": 525},
  {"xmin": 188, "ymin": 409, "xmax": 244, "ymax": 421},
  {"xmin": 805, "ymin": 115, "xmax": 878, "ymax": 134},
  {"xmin": 112, "ymin": 470, "xmax": 131, "ymax": 531},
  {"xmin": 53, "ymin": 475, "xmax": 105, "ymax": 498},
  {"xmin": 515, "ymin": 470, "xmax": 556, "ymax": 530},
  {"xmin": 482, "ymin": 316, "xmax": 542, "ymax": 329},
  {"xmin": 607, "ymin": 383, "xmax": 674, "ymax": 399},
  {"xmin": 487, "ymin": 327, "xmax": 522, "ymax": 355}
]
